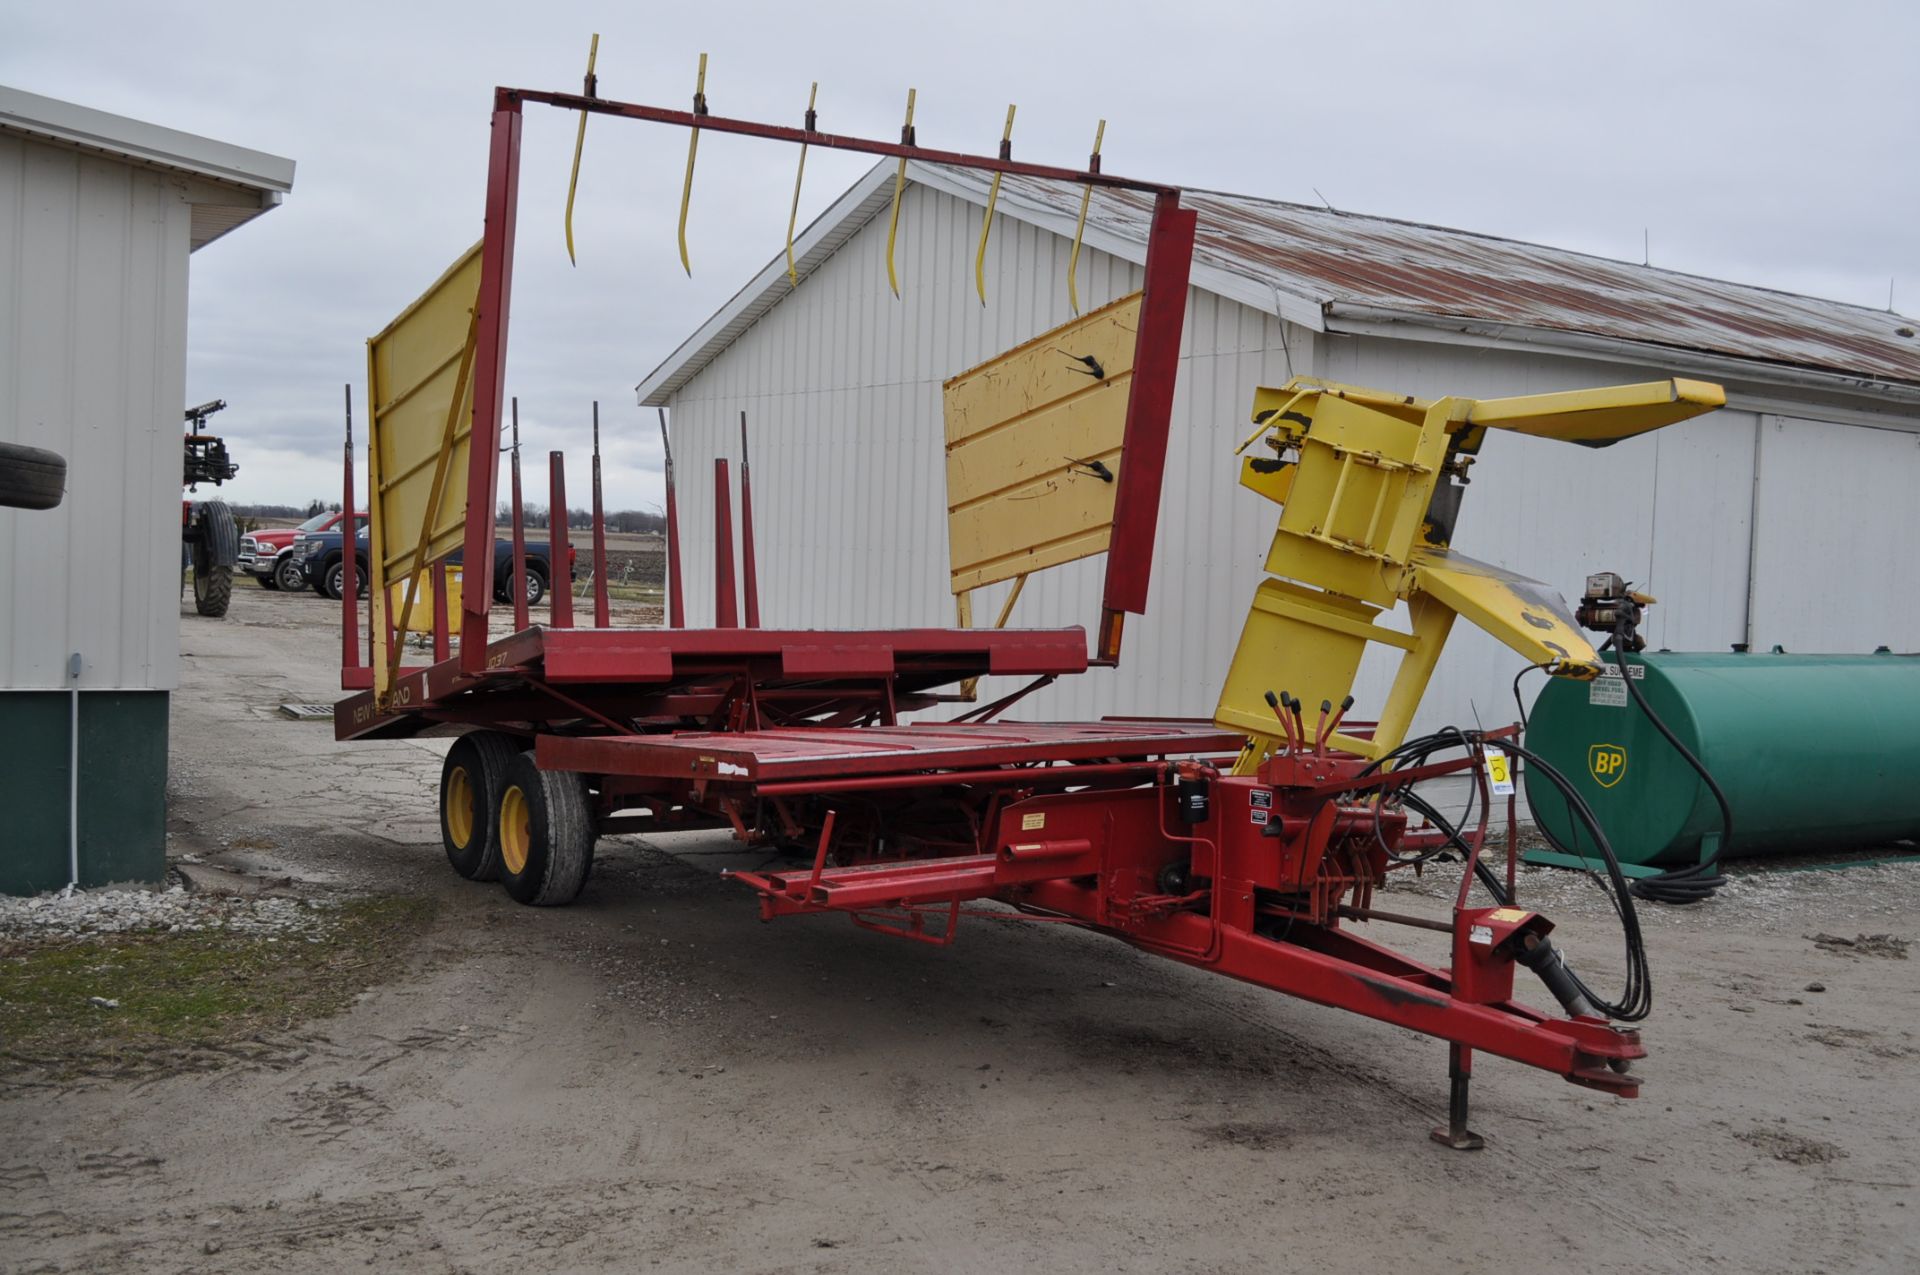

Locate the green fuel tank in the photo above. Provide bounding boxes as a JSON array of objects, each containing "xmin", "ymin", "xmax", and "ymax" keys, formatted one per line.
[{"xmin": 1522, "ymin": 650, "xmax": 1920, "ymax": 873}]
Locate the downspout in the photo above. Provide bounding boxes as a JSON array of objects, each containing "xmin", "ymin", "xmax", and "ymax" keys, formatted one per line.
[
  {"xmin": 1742, "ymin": 417, "xmax": 1765, "ymax": 650},
  {"xmin": 67, "ymin": 650, "xmax": 81, "ymax": 893}
]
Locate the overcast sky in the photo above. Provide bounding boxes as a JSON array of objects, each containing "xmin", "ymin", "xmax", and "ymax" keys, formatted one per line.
[{"xmin": 6, "ymin": 1, "xmax": 1916, "ymax": 511}]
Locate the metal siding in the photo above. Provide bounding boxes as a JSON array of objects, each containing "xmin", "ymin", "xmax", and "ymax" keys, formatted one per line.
[
  {"xmin": 1750, "ymin": 415, "xmax": 1920, "ymax": 652},
  {"xmin": 1, "ymin": 134, "xmax": 190, "ymax": 691},
  {"xmin": 664, "ymin": 183, "xmax": 1918, "ymax": 735}
]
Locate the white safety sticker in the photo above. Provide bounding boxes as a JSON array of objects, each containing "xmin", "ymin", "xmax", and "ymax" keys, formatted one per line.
[
  {"xmin": 1021, "ymin": 812, "xmax": 1046, "ymax": 831},
  {"xmin": 1249, "ymin": 808, "xmax": 1270, "ymax": 827},
  {"xmin": 717, "ymin": 761, "xmax": 749, "ymax": 777},
  {"xmin": 1482, "ymin": 750, "xmax": 1516, "ymax": 797},
  {"xmin": 1588, "ymin": 677, "xmax": 1628, "ymax": 708},
  {"xmin": 1469, "ymin": 924, "xmax": 1494, "ymax": 946}
]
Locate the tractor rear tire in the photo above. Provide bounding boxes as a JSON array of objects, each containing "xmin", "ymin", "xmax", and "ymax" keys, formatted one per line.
[
  {"xmin": 189, "ymin": 502, "xmax": 237, "ymax": 618},
  {"xmin": 496, "ymin": 752, "xmax": 595, "ymax": 906},
  {"xmin": 0, "ymin": 441, "xmax": 66, "ymax": 510},
  {"xmin": 439, "ymin": 731, "xmax": 522, "ymax": 882}
]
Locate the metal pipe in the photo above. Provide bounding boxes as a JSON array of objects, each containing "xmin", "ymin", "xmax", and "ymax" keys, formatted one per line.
[
  {"xmin": 755, "ymin": 760, "xmax": 1159, "ymax": 797},
  {"xmin": 506, "ymin": 87, "xmax": 1179, "ymax": 196},
  {"xmin": 591, "ymin": 401, "xmax": 610, "ymax": 628},
  {"xmin": 659, "ymin": 409, "xmax": 683, "ymax": 628},
  {"xmin": 341, "ymin": 384, "xmax": 361, "ymax": 674},
  {"xmin": 67, "ymin": 651, "xmax": 80, "ymax": 892},
  {"xmin": 713, "ymin": 458, "xmax": 738, "ymax": 628},
  {"xmin": 1336, "ymin": 903, "xmax": 1453, "ymax": 935},
  {"xmin": 549, "ymin": 451, "xmax": 574, "ymax": 628},
  {"xmin": 510, "ymin": 397, "xmax": 529, "ymax": 631},
  {"xmin": 738, "ymin": 411, "xmax": 760, "ymax": 628}
]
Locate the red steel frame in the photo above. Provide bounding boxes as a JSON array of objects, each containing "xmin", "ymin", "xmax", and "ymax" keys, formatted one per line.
[
  {"xmin": 455, "ymin": 86, "xmax": 1192, "ymax": 677},
  {"xmin": 335, "ymin": 82, "xmax": 1650, "ymax": 1143}
]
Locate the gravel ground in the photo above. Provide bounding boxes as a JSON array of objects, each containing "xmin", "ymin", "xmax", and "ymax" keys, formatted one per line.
[{"xmin": 0, "ymin": 882, "xmax": 339, "ymax": 942}]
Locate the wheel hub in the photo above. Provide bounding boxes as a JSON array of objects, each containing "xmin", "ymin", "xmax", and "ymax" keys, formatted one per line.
[
  {"xmin": 500, "ymin": 784, "xmax": 531, "ymax": 875},
  {"xmin": 445, "ymin": 766, "xmax": 474, "ymax": 849}
]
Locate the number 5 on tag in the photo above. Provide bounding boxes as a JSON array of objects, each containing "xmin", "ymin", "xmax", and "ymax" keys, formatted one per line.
[{"xmin": 1483, "ymin": 750, "xmax": 1515, "ymax": 797}]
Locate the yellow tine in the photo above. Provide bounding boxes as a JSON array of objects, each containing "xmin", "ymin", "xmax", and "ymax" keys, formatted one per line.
[
  {"xmin": 563, "ymin": 33, "xmax": 600, "ymax": 267},
  {"xmin": 1067, "ymin": 119, "xmax": 1105, "ymax": 314},
  {"xmin": 785, "ymin": 82, "xmax": 818, "ymax": 288},
  {"xmin": 885, "ymin": 87, "xmax": 916, "ymax": 299},
  {"xmin": 677, "ymin": 53, "xmax": 708, "ymax": 277},
  {"xmin": 974, "ymin": 103, "xmax": 1015, "ymax": 306}
]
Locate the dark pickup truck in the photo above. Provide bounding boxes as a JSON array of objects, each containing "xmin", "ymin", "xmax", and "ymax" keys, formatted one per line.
[{"xmin": 294, "ymin": 527, "xmax": 573, "ymax": 606}]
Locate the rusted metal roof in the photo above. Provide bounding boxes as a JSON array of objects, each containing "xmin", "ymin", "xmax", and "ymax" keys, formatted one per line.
[
  {"xmin": 940, "ymin": 168, "xmax": 1920, "ymax": 391},
  {"xmin": 640, "ymin": 161, "xmax": 1920, "ymax": 407}
]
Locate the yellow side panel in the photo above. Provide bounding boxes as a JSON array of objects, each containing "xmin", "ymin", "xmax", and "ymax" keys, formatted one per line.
[
  {"xmin": 1213, "ymin": 578, "xmax": 1387, "ymax": 740},
  {"xmin": 943, "ymin": 292, "xmax": 1141, "ymax": 593},
  {"xmin": 386, "ymin": 568, "xmax": 462, "ymax": 633},
  {"xmin": 1463, "ymin": 378, "xmax": 1725, "ymax": 447},
  {"xmin": 367, "ymin": 242, "xmax": 483, "ymax": 581},
  {"xmin": 1410, "ymin": 548, "xmax": 1602, "ymax": 677}
]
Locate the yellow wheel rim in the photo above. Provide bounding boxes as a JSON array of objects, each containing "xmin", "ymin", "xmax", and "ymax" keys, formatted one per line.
[
  {"xmin": 500, "ymin": 784, "xmax": 531, "ymax": 876},
  {"xmin": 445, "ymin": 765, "xmax": 474, "ymax": 849}
]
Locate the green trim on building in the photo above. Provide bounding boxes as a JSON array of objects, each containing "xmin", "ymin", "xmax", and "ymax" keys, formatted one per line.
[{"xmin": 0, "ymin": 690, "xmax": 168, "ymax": 895}]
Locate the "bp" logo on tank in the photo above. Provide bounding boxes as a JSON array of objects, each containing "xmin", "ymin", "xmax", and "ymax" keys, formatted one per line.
[{"xmin": 1588, "ymin": 743, "xmax": 1628, "ymax": 788}]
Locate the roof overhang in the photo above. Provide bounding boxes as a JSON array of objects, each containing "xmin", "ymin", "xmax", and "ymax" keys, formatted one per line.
[
  {"xmin": 1324, "ymin": 303, "xmax": 1920, "ymax": 426},
  {"xmin": 0, "ymin": 84, "xmax": 294, "ymax": 249}
]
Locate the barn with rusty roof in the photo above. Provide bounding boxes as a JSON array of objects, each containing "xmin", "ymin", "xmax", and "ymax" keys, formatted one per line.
[{"xmin": 637, "ymin": 161, "xmax": 1920, "ymax": 733}]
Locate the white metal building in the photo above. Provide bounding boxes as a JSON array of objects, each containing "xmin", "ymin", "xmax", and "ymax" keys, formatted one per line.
[
  {"xmin": 638, "ymin": 163, "xmax": 1920, "ymax": 732},
  {"xmin": 0, "ymin": 85, "xmax": 293, "ymax": 891}
]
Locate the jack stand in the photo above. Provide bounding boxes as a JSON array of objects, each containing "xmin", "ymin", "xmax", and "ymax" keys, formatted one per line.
[{"xmin": 1431, "ymin": 1044, "xmax": 1485, "ymax": 1150}]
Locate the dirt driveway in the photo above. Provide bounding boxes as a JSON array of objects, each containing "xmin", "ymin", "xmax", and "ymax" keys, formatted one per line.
[{"xmin": 5, "ymin": 584, "xmax": 1918, "ymax": 1273}]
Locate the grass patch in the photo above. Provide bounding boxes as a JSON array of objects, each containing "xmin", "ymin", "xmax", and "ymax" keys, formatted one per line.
[{"xmin": 0, "ymin": 895, "xmax": 436, "ymax": 1081}]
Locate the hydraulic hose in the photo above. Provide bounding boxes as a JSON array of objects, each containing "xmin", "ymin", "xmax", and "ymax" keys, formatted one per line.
[
  {"xmin": 1609, "ymin": 622, "xmax": 1732, "ymax": 905},
  {"xmin": 1357, "ymin": 728, "xmax": 1652, "ymax": 1022}
]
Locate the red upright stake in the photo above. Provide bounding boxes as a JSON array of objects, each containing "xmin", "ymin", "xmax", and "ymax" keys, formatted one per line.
[
  {"xmin": 660, "ymin": 409, "xmax": 683, "ymax": 628},
  {"xmin": 738, "ymin": 410, "xmax": 760, "ymax": 628},
  {"xmin": 340, "ymin": 382, "xmax": 363, "ymax": 684},
  {"xmin": 460, "ymin": 96, "xmax": 523, "ymax": 675},
  {"xmin": 713, "ymin": 457, "xmax": 738, "ymax": 628},
  {"xmin": 431, "ymin": 561, "xmax": 451, "ymax": 662},
  {"xmin": 550, "ymin": 451, "xmax": 574, "ymax": 629},
  {"xmin": 510, "ymin": 397, "xmax": 529, "ymax": 631},
  {"xmin": 1096, "ymin": 189, "xmax": 1197, "ymax": 665},
  {"xmin": 591, "ymin": 401, "xmax": 610, "ymax": 628}
]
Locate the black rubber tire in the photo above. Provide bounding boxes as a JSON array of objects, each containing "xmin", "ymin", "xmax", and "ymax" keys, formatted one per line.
[
  {"xmin": 496, "ymin": 752, "xmax": 595, "ymax": 906},
  {"xmin": 258, "ymin": 571, "xmax": 280, "ymax": 590},
  {"xmin": 188, "ymin": 502, "xmax": 237, "ymax": 618},
  {"xmin": 273, "ymin": 554, "xmax": 306, "ymax": 592},
  {"xmin": 324, "ymin": 558, "xmax": 369, "ymax": 601},
  {"xmin": 0, "ymin": 441, "xmax": 67, "ymax": 510},
  {"xmin": 196, "ymin": 501, "xmax": 239, "ymax": 566},
  {"xmin": 193, "ymin": 564, "xmax": 233, "ymax": 616},
  {"xmin": 496, "ymin": 566, "xmax": 548, "ymax": 608},
  {"xmin": 439, "ymin": 731, "xmax": 522, "ymax": 882}
]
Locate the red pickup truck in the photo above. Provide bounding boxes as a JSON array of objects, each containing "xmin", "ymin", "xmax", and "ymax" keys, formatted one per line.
[{"xmin": 240, "ymin": 510, "xmax": 367, "ymax": 591}]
